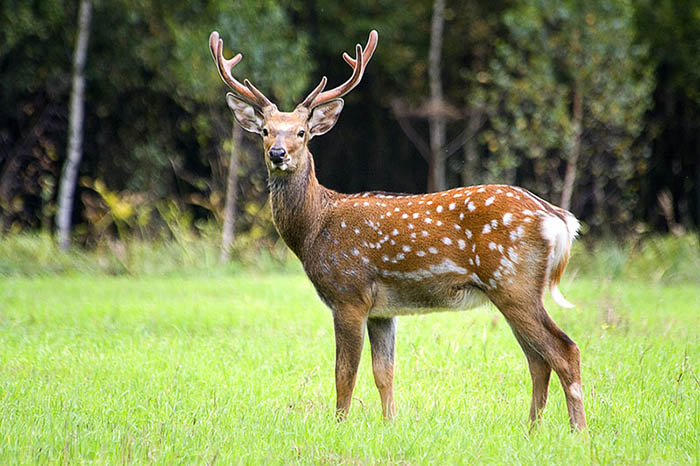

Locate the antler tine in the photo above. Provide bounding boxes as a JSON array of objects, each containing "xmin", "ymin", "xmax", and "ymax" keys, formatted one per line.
[
  {"xmin": 342, "ymin": 30, "xmax": 378, "ymax": 68},
  {"xmin": 298, "ymin": 76, "xmax": 328, "ymax": 109},
  {"xmin": 300, "ymin": 30, "xmax": 378, "ymax": 109},
  {"xmin": 209, "ymin": 31, "xmax": 273, "ymax": 109}
]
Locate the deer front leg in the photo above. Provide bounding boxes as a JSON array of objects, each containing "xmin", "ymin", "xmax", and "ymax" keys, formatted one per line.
[
  {"xmin": 333, "ymin": 308, "xmax": 367, "ymax": 420},
  {"xmin": 367, "ymin": 317, "xmax": 397, "ymax": 420}
]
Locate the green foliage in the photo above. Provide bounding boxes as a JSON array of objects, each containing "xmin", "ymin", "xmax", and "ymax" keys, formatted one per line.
[
  {"xmin": 475, "ymin": 0, "xmax": 654, "ymax": 231},
  {"xmin": 1, "ymin": 0, "xmax": 699, "ymax": 240},
  {"xmin": 569, "ymin": 234, "xmax": 700, "ymax": 285},
  {"xmin": 0, "ymin": 273, "xmax": 698, "ymax": 462}
]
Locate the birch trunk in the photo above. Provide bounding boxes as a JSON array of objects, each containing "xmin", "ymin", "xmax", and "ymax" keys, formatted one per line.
[
  {"xmin": 560, "ymin": 87, "xmax": 583, "ymax": 212},
  {"xmin": 461, "ymin": 108, "xmax": 483, "ymax": 187},
  {"xmin": 220, "ymin": 124, "xmax": 242, "ymax": 262},
  {"xmin": 56, "ymin": 0, "xmax": 92, "ymax": 250},
  {"xmin": 427, "ymin": 0, "xmax": 446, "ymax": 192}
]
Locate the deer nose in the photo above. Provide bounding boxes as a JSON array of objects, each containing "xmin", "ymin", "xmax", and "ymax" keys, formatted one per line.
[{"xmin": 269, "ymin": 147, "xmax": 286, "ymax": 164}]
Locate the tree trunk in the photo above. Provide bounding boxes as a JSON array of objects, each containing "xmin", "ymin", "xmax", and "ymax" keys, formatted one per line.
[
  {"xmin": 560, "ymin": 86, "xmax": 583, "ymax": 212},
  {"xmin": 427, "ymin": 0, "xmax": 446, "ymax": 192},
  {"xmin": 461, "ymin": 107, "xmax": 483, "ymax": 187},
  {"xmin": 56, "ymin": 0, "xmax": 92, "ymax": 250},
  {"xmin": 220, "ymin": 124, "xmax": 242, "ymax": 262}
]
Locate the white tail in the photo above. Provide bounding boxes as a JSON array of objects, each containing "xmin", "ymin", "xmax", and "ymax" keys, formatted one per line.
[{"xmin": 210, "ymin": 28, "xmax": 587, "ymax": 431}]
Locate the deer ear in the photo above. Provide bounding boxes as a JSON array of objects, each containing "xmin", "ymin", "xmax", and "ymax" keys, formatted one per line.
[
  {"xmin": 308, "ymin": 99, "xmax": 344, "ymax": 138},
  {"xmin": 226, "ymin": 93, "xmax": 265, "ymax": 134}
]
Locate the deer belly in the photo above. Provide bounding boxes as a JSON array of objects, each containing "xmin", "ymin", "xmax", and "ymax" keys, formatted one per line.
[{"xmin": 368, "ymin": 280, "xmax": 490, "ymax": 318}]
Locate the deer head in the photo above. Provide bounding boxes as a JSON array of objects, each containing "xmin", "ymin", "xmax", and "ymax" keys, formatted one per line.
[{"xmin": 209, "ymin": 30, "xmax": 378, "ymax": 175}]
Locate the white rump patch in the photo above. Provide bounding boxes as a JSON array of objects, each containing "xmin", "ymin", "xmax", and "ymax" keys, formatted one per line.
[{"xmin": 540, "ymin": 213, "xmax": 580, "ymax": 308}]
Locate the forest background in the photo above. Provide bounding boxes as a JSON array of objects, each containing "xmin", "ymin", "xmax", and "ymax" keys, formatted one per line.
[{"xmin": 1, "ymin": 0, "xmax": 699, "ymax": 261}]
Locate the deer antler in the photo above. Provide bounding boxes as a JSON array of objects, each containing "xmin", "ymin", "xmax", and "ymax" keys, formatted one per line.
[
  {"xmin": 209, "ymin": 31, "xmax": 274, "ymax": 109},
  {"xmin": 299, "ymin": 30, "xmax": 378, "ymax": 109}
]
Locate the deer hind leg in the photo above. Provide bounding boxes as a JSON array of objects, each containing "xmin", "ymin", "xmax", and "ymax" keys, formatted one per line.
[
  {"xmin": 499, "ymin": 300, "xmax": 587, "ymax": 431},
  {"xmin": 332, "ymin": 306, "xmax": 367, "ymax": 420},
  {"xmin": 512, "ymin": 330, "xmax": 552, "ymax": 427},
  {"xmin": 367, "ymin": 317, "xmax": 396, "ymax": 420}
]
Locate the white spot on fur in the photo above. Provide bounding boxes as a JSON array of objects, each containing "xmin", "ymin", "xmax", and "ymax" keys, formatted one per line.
[
  {"xmin": 391, "ymin": 229, "xmax": 399, "ymax": 236},
  {"xmin": 508, "ymin": 247, "xmax": 519, "ymax": 263},
  {"xmin": 416, "ymin": 250, "xmax": 426, "ymax": 257},
  {"xmin": 341, "ymin": 220, "xmax": 347, "ymax": 228},
  {"xmin": 425, "ymin": 218, "xmax": 432, "ymax": 224},
  {"xmin": 458, "ymin": 239, "xmax": 466, "ymax": 249},
  {"xmin": 449, "ymin": 203, "xmax": 456, "ymax": 210},
  {"xmin": 351, "ymin": 248, "xmax": 360, "ymax": 256},
  {"xmin": 502, "ymin": 212, "xmax": 513, "ymax": 225},
  {"xmin": 442, "ymin": 237, "xmax": 452, "ymax": 245},
  {"xmin": 468, "ymin": 202, "xmax": 476, "ymax": 212},
  {"xmin": 413, "ymin": 213, "xmax": 420, "ymax": 219},
  {"xmin": 402, "ymin": 245, "xmax": 411, "ymax": 252},
  {"xmin": 465, "ymin": 229, "xmax": 473, "ymax": 239},
  {"xmin": 482, "ymin": 224, "xmax": 491, "ymax": 234},
  {"xmin": 485, "ymin": 196, "xmax": 495, "ymax": 206},
  {"xmin": 436, "ymin": 205, "xmax": 443, "ymax": 213},
  {"xmin": 402, "ymin": 213, "xmax": 409, "ymax": 219},
  {"xmin": 428, "ymin": 247, "xmax": 438, "ymax": 254}
]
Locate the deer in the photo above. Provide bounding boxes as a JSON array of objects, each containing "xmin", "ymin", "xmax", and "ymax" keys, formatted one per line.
[{"xmin": 209, "ymin": 29, "xmax": 587, "ymax": 431}]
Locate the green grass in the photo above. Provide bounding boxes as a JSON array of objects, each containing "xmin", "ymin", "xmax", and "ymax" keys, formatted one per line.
[{"xmin": 1, "ymin": 271, "xmax": 698, "ymax": 464}]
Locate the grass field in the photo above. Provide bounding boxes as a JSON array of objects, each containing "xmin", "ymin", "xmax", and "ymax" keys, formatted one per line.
[{"xmin": 1, "ymin": 270, "xmax": 699, "ymax": 464}]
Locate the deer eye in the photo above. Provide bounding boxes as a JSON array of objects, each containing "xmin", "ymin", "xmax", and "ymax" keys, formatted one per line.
[
  {"xmin": 297, "ymin": 129, "xmax": 305, "ymax": 138},
  {"xmin": 262, "ymin": 128, "xmax": 269, "ymax": 136}
]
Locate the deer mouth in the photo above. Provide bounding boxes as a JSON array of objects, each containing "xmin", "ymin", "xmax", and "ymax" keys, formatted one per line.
[{"xmin": 270, "ymin": 158, "xmax": 293, "ymax": 172}]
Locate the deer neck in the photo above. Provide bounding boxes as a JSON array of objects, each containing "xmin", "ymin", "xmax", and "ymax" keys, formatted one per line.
[{"xmin": 268, "ymin": 150, "xmax": 329, "ymax": 260}]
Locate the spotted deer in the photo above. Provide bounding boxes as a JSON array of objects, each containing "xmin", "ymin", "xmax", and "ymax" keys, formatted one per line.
[{"xmin": 209, "ymin": 29, "xmax": 587, "ymax": 431}]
